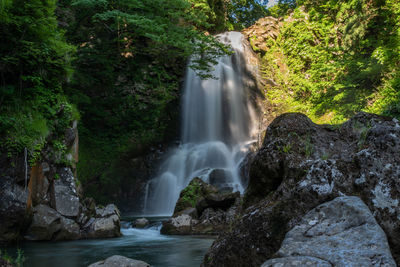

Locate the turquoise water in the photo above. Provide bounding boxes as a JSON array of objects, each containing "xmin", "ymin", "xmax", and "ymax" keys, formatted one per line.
[{"xmin": 2, "ymin": 218, "xmax": 214, "ymax": 267}]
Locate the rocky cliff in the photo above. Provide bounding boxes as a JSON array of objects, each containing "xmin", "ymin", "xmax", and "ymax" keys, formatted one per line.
[
  {"xmin": 202, "ymin": 112, "xmax": 400, "ymax": 266},
  {"xmin": 0, "ymin": 121, "xmax": 121, "ymax": 243}
]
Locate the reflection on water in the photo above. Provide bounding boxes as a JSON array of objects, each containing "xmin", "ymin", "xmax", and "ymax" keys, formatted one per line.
[{"xmin": 2, "ymin": 218, "xmax": 214, "ymax": 267}]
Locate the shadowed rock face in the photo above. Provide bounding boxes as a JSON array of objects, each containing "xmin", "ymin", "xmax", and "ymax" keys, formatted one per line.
[
  {"xmin": 203, "ymin": 112, "xmax": 400, "ymax": 266},
  {"xmin": 262, "ymin": 196, "xmax": 396, "ymax": 267}
]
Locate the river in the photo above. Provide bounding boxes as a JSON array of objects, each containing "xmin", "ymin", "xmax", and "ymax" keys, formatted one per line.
[{"xmin": 2, "ymin": 217, "xmax": 214, "ymax": 267}]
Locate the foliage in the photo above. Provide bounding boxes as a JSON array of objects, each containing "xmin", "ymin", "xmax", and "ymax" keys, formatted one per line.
[
  {"xmin": 262, "ymin": 0, "xmax": 400, "ymax": 124},
  {"xmin": 0, "ymin": 249, "xmax": 25, "ymax": 267},
  {"xmin": 0, "ymin": 0, "xmax": 77, "ymax": 161}
]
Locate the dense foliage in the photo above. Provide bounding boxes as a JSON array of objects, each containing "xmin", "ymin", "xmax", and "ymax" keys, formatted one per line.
[
  {"xmin": 261, "ymin": 0, "xmax": 400, "ymax": 123},
  {"xmin": 0, "ymin": 0, "xmax": 77, "ymax": 163}
]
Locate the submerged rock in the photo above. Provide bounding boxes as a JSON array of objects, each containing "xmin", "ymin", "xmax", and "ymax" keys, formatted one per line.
[
  {"xmin": 203, "ymin": 112, "xmax": 400, "ymax": 266},
  {"xmin": 88, "ymin": 255, "xmax": 150, "ymax": 267},
  {"xmin": 262, "ymin": 196, "xmax": 396, "ymax": 266},
  {"xmin": 161, "ymin": 178, "xmax": 240, "ymax": 235}
]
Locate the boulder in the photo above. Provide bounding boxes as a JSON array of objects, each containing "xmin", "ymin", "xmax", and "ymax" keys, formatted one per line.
[
  {"xmin": 133, "ymin": 218, "xmax": 149, "ymax": 228},
  {"xmin": 25, "ymin": 205, "xmax": 62, "ymax": 240},
  {"xmin": 83, "ymin": 204, "xmax": 121, "ymax": 238},
  {"xmin": 262, "ymin": 196, "xmax": 396, "ymax": 266},
  {"xmin": 162, "ymin": 178, "xmax": 240, "ymax": 235},
  {"xmin": 173, "ymin": 178, "xmax": 218, "ymax": 215},
  {"xmin": 161, "ymin": 214, "xmax": 192, "ymax": 235},
  {"xmin": 54, "ymin": 217, "xmax": 80, "ymax": 241},
  {"xmin": 88, "ymin": 255, "xmax": 150, "ymax": 267},
  {"xmin": 203, "ymin": 113, "xmax": 400, "ymax": 266}
]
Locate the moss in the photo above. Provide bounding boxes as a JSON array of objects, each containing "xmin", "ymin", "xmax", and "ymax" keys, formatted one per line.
[{"xmin": 174, "ymin": 178, "xmax": 217, "ymax": 213}]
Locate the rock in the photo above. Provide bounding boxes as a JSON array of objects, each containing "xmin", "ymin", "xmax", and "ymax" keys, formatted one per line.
[
  {"xmin": 242, "ymin": 17, "xmax": 281, "ymax": 53},
  {"xmin": 95, "ymin": 204, "xmax": 120, "ymax": 218},
  {"xmin": 262, "ymin": 196, "xmax": 396, "ymax": 267},
  {"xmin": 54, "ymin": 168, "xmax": 80, "ymax": 217},
  {"xmin": 161, "ymin": 214, "xmax": 192, "ymax": 235},
  {"xmin": 162, "ymin": 178, "xmax": 240, "ymax": 235},
  {"xmin": 134, "ymin": 218, "xmax": 149, "ymax": 228},
  {"xmin": 0, "ymin": 173, "xmax": 29, "ymax": 242},
  {"xmin": 196, "ymin": 192, "xmax": 240, "ymax": 215},
  {"xmin": 25, "ymin": 205, "xmax": 62, "ymax": 240},
  {"xmin": 203, "ymin": 112, "xmax": 400, "ymax": 266},
  {"xmin": 88, "ymin": 255, "xmax": 150, "ymax": 267},
  {"xmin": 208, "ymin": 169, "xmax": 232, "ymax": 190},
  {"xmin": 54, "ymin": 217, "xmax": 80, "ymax": 241},
  {"xmin": 173, "ymin": 178, "xmax": 218, "ymax": 214},
  {"xmin": 83, "ymin": 204, "xmax": 121, "ymax": 238},
  {"xmin": 261, "ymin": 256, "xmax": 331, "ymax": 267}
]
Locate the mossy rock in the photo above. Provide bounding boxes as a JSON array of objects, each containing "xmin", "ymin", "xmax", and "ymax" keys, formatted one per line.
[{"xmin": 173, "ymin": 178, "xmax": 218, "ymax": 214}]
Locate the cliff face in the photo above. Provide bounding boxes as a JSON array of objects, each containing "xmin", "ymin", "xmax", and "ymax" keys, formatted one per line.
[
  {"xmin": 0, "ymin": 121, "xmax": 121, "ymax": 243},
  {"xmin": 203, "ymin": 112, "xmax": 400, "ymax": 266}
]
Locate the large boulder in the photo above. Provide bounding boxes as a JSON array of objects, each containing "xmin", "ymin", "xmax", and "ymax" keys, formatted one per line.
[
  {"xmin": 25, "ymin": 204, "xmax": 80, "ymax": 241},
  {"xmin": 25, "ymin": 204, "xmax": 62, "ymax": 240},
  {"xmin": 161, "ymin": 178, "xmax": 240, "ymax": 235},
  {"xmin": 82, "ymin": 204, "xmax": 121, "ymax": 239},
  {"xmin": 88, "ymin": 255, "xmax": 150, "ymax": 267},
  {"xmin": 203, "ymin": 113, "xmax": 400, "ymax": 266},
  {"xmin": 262, "ymin": 196, "xmax": 396, "ymax": 266}
]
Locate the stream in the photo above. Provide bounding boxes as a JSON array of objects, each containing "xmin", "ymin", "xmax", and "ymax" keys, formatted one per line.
[{"xmin": 2, "ymin": 217, "xmax": 214, "ymax": 267}]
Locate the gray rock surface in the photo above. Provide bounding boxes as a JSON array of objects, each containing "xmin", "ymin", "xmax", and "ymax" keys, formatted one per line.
[
  {"xmin": 55, "ymin": 217, "xmax": 80, "ymax": 240},
  {"xmin": 262, "ymin": 196, "xmax": 396, "ymax": 267},
  {"xmin": 54, "ymin": 168, "xmax": 80, "ymax": 217},
  {"xmin": 262, "ymin": 256, "xmax": 331, "ymax": 267},
  {"xmin": 25, "ymin": 205, "xmax": 61, "ymax": 240},
  {"xmin": 83, "ymin": 204, "xmax": 121, "ymax": 238},
  {"xmin": 88, "ymin": 255, "xmax": 150, "ymax": 267}
]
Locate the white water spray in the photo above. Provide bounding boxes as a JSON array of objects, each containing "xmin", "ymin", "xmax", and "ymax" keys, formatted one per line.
[{"xmin": 144, "ymin": 32, "xmax": 258, "ymax": 215}]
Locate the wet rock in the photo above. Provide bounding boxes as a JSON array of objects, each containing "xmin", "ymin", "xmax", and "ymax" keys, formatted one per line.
[
  {"xmin": 25, "ymin": 205, "xmax": 61, "ymax": 240},
  {"xmin": 203, "ymin": 112, "xmax": 400, "ymax": 266},
  {"xmin": 134, "ymin": 218, "xmax": 149, "ymax": 228},
  {"xmin": 173, "ymin": 178, "xmax": 218, "ymax": 214},
  {"xmin": 88, "ymin": 255, "xmax": 150, "ymax": 267},
  {"xmin": 54, "ymin": 168, "xmax": 80, "ymax": 217},
  {"xmin": 263, "ymin": 196, "xmax": 396, "ymax": 266}
]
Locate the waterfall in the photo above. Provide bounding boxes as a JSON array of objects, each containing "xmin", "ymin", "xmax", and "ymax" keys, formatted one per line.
[{"xmin": 144, "ymin": 32, "xmax": 258, "ymax": 216}]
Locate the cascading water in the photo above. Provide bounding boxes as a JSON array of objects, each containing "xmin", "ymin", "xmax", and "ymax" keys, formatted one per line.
[{"xmin": 144, "ymin": 32, "xmax": 258, "ymax": 215}]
